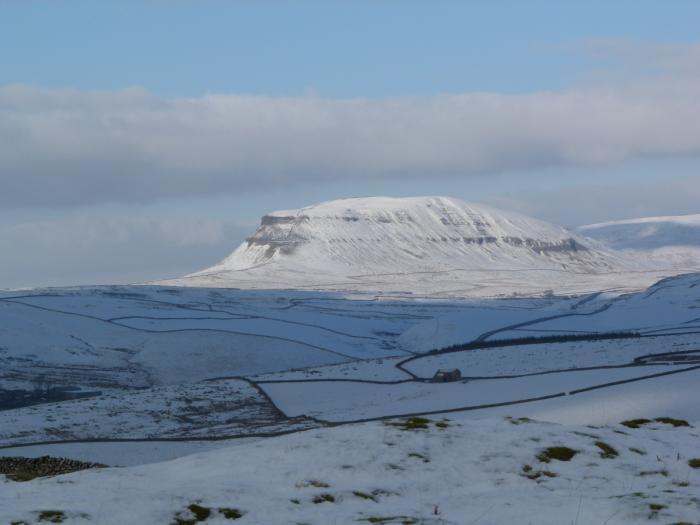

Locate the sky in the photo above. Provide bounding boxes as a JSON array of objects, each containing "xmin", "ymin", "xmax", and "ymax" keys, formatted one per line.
[{"xmin": 2, "ymin": 1, "xmax": 700, "ymax": 288}]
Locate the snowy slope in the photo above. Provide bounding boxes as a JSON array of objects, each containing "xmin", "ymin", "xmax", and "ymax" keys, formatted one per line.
[
  {"xmin": 199, "ymin": 196, "xmax": 618, "ymax": 273},
  {"xmin": 3, "ymin": 416, "xmax": 700, "ymax": 525},
  {"xmin": 485, "ymin": 272, "xmax": 700, "ymax": 340},
  {"xmin": 161, "ymin": 196, "xmax": 665, "ymax": 296},
  {"xmin": 1, "ymin": 274, "xmax": 698, "ymax": 470},
  {"xmin": 260, "ymin": 365, "xmax": 698, "ymax": 422},
  {"xmin": 579, "ymin": 213, "xmax": 700, "ymax": 270},
  {"xmin": 0, "ymin": 379, "xmax": 315, "ymax": 447}
]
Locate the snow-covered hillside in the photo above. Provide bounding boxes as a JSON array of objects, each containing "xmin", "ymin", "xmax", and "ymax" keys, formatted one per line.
[
  {"xmin": 3, "ymin": 201, "xmax": 699, "ymax": 523},
  {"xmin": 199, "ymin": 196, "xmax": 615, "ymax": 273},
  {"xmin": 3, "ymin": 416, "xmax": 700, "ymax": 525},
  {"xmin": 160, "ymin": 196, "xmax": 668, "ymax": 297},
  {"xmin": 579, "ymin": 213, "xmax": 700, "ymax": 270},
  {"xmin": 2, "ymin": 273, "xmax": 699, "ymax": 452},
  {"xmin": 1, "ymin": 273, "xmax": 699, "ymax": 522}
]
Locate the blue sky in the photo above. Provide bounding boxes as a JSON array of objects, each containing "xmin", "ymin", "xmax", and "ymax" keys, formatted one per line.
[
  {"xmin": 4, "ymin": 1, "xmax": 700, "ymax": 97},
  {"xmin": 2, "ymin": 1, "xmax": 700, "ymax": 288}
]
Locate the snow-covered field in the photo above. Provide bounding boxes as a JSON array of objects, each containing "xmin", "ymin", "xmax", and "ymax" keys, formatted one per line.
[
  {"xmin": 1, "ymin": 253, "xmax": 699, "ymax": 524},
  {"xmin": 252, "ymin": 357, "xmax": 412, "ymax": 382},
  {"xmin": 0, "ymin": 439, "xmax": 255, "ymax": 467},
  {"xmin": 3, "ymin": 416, "xmax": 700, "ymax": 524},
  {"xmin": 260, "ymin": 365, "xmax": 699, "ymax": 422},
  {"xmin": 1, "ymin": 272, "xmax": 698, "ymax": 453},
  {"xmin": 402, "ymin": 334, "xmax": 700, "ymax": 378},
  {"xmin": 0, "ymin": 379, "xmax": 315, "ymax": 447}
]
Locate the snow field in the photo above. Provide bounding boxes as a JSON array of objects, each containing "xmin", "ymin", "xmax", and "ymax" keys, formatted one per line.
[
  {"xmin": 401, "ymin": 333, "xmax": 700, "ymax": 378},
  {"xmin": 259, "ymin": 365, "xmax": 697, "ymax": 422},
  {"xmin": 2, "ymin": 417, "xmax": 700, "ymax": 524},
  {"xmin": 0, "ymin": 379, "xmax": 314, "ymax": 448}
]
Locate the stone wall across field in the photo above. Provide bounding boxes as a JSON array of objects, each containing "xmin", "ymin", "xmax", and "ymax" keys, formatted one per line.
[{"xmin": 0, "ymin": 455, "xmax": 105, "ymax": 479}]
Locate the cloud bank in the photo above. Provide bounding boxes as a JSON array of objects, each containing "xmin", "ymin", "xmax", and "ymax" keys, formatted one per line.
[
  {"xmin": 0, "ymin": 214, "xmax": 247, "ymax": 288},
  {"xmin": 2, "ymin": 73, "xmax": 700, "ymax": 208},
  {"xmin": 487, "ymin": 176, "xmax": 700, "ymax": 228}
]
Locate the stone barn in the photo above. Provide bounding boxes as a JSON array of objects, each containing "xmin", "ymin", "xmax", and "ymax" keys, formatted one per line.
[{"xmin": 431, "ymin": 368, "xmax": 462, "ymax": 383}]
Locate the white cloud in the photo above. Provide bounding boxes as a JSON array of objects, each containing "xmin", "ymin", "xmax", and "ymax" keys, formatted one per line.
[
  {"xmin": 487, "ymin": 176, "xmax": 700, "ymax": 228},
  {"xmin": 2, "ymin": 57, "xmax": 700, "ymax": 208}
]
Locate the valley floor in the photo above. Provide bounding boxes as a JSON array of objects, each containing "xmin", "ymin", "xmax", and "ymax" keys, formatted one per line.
[{"xmin": 1, "ymin": 274, "xmax": 699, "ymax": 523}]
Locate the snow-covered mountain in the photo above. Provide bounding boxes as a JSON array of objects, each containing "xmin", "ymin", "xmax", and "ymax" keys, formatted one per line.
[
  {"xmin": 196, "ymin": 196, "xmax": 618, "ymax": 273},
  {"xmin": 578, "ymin": 213, "xmax": 700, "ymax": 270},
  {"xmin": 162, "ymin": 196, "xmax": 659, "ymax": 296}
]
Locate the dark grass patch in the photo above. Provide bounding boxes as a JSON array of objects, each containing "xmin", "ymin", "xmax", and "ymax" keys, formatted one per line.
[
  {"xmin": 172, "ymin": 504, "xmax": 211, "ymax": 525},
  {"xmin": 537, "ymin": 446, "xmax": 578, "ymax": 463},
  {"xmin": 521, "ymin": 464, "xmax": 557, "ymax": 480},
  {"xmin": 629, "ymin": 447, "xmax": 646, "ymax": 455},
  {"xmin": 187, "ymin": 505, "xmax": 210, "ymax": 521},
  {"xmin": 6, "ymin": 471, "xmax": 38, "ymax": 482},
  {"xmin": 311, "ymin": 494, "xmax": 335, "ymax": 504},
  {"xmin": 353, "ymin": 491, "xmax": 378, "ymax": 502},
  {"xmin": 621, "ymin": 419, "xmax": 652, "ymax": 429},
  {"xmin": 296, "ymin": 479, "xmax": 330, "ymax": 488},
  {"xmin": 688, "ymin": 458, "xmax": 700, "ymax": 469},
  {"xmin": 654, "ymin": 417, "xmax": 690, "ymax": 428},
  {"xmin": 594, "ymin": 441, "xmax": 619, "ymax": 459},
  {"xmin": 218, "ymin": 507, "xmax": 243, "ymax": 520},
  {"xmin": 37, "ymin": 511, "xmax": 65, "ymax": 523},
  {"xmin": 385, "ymin": 417, "xmax": 431, "ymax": 430},
  {"xmin": 648, "ymin": 503, "xmax": 667, "ymax": 518}
]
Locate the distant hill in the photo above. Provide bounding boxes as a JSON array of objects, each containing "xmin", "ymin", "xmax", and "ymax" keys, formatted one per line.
[
  {"xmin": 578, "ymin": 213, "xmax": 700, "ymax": 271},
  {"xmin": 161, "ymin": 196, "xmax": 657, "ymax": 296}
]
